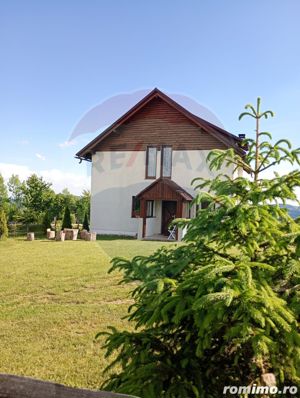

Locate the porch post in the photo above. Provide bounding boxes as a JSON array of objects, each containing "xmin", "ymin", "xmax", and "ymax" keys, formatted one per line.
[
  {"xmin": 176, "ymin": 200, "xmax": 183, "ymax": 240},
  {"xmin": 176, "ymin": 199, "xmax": 183, "ymax": 218},
  {"xmin": 140, "ymin": 199, "xmax": 146, "ymax": 238}
]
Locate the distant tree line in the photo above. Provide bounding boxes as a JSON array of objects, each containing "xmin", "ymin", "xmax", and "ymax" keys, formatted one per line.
[{"xmin": 0, "ymin": 173, "xmax": 90, "ymax": 237}]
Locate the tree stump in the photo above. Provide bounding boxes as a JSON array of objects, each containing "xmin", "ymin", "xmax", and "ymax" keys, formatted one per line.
[
  {"xmin": 80, "ymin": 229, "xmax": 87, "ymax": 239},
  {"xmin": 64, "ymin": 229, "xmax": 79, "ymax": 240},
  {"xmin": 56, "ymin": 231, "xmax": 65, "ymax": 241},
  {"xmin": 47, "ymin": 230, "xmax": 55, "ymax": 239},
  {"xmin": 85, "ymin": 232, "xmax": 97, "ymax": 241},
  {"xmin": 72, "ymin": 229, "xmax": 79, "ymax": 240},
  {"xmin": 27, "ymin": 232, "xmax": 34, "ymax": 241},
  {"xmin": 64, "ymin": 229, "xmax": 73, "ymax": 240}
]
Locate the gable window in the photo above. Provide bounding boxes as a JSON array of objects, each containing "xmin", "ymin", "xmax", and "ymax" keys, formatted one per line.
[
  {"xmin": 131, "ymin": 196, "xmax": 141, "ymax": 217},
  {"xmin": 146, "ymin": 146, "xmax": 157, "ymax": 179},
  {"xmin": 161, "ymin": 146, "xmax": 172, "ymax": 178},
  {"xmin": 146, "ymin": 200, "xmax": 154, "ymax": 218}
]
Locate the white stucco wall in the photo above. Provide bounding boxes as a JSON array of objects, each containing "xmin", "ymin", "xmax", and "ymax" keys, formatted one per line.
[
  {"xmin": 90, "ymin": 149, "xmax": 234, "ymax": 236},
  {"xmin": 145, "ymin": 200, "xmax": 162, "ymax": 237},
  {"xmin": 172, "ymin": 150, "xmax": 218, "ymax": 194},
  {"xmin": 90, "ymin": 151, "xmax": 147, "ymax": 236}
]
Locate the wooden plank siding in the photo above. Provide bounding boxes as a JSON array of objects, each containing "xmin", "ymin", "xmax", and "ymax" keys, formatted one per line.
[
  {"xmin": 138, "ymin": 181, "xmax": 183, "ymax": 202},
  {"xmin": 93, "ymin": 97, "xmax": 227, "ymax": 152},
  {"xmin": 136, "ymin": 178, "xmax": 193, "ymax": 202}
]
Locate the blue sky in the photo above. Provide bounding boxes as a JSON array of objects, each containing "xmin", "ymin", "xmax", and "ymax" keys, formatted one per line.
[{"xmin": 1, "ymin": 0, "xmax": 300, "ymax": 193}]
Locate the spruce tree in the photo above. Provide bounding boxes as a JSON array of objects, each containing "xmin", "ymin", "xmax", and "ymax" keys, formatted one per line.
[
  {"xmin": 61, "ymin": 206, "xmax": 72, "ymax": 229},
  {"xmin": 98, "ymin": 99, "xmax": 300, "ymax": 398},
  {"xmin": 0, "ymin": 209, "xmax": 8, "ymax": 240},
  {"xmin": 83, "ymin": 212, "xmax": 90, "ymax": 231}
]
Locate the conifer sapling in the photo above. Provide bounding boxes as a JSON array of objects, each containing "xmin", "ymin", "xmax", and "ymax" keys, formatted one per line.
[
  {"xmin": 61, "ymin": 206, "xmax": 72, "ymax": 230},
  {"xmin": 97, "ymin": 99, "xmax": 300, "ymax": 398},
  {"xmin": 83, "ymin": 212, "xmax": 90, "ymax": 232}
]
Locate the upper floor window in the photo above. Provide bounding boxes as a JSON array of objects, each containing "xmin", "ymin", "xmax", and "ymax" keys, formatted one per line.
[
  {"xmin": 146, "ymin": 146, "xmax": 157, "ymax": 179},
  {"xmin": 145, "ymin": 145, "xmax": 173, "ymax": 179},
  {"xmin": 161, "ymin": 146, "xmax": 172, "ymax": 178}
]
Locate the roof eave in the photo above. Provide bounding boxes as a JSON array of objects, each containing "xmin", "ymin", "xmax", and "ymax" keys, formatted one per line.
[{"xmin": 75, "ymin": 154, "xmax": 92, "ymax": 162}]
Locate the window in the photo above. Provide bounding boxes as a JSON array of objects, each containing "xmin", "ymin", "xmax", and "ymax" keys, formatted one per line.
[
  {"xmin": 146, "ymin": 200, "xmax": 154, "ymax": 217},
  {"xmin": 161, "ymin": 146, "xmax": 172, "ymax": 178},
  {"xmin": 146, "ymin": 146, "xmax": 157, "ymax": 179},
  {"xmin": 146, "ymin": 145, "xmax": 172, "ymax": 179},
  {"xmin": 201, "ymin": 200, "xmax": 210, "ymax": 209},
  {"xmin": 131, "ymin": 196, "xmax": 141, "ymax": 217},
  {"xmin": 196, "ymin": 201, "xmax": 215, "ymax": 213}
]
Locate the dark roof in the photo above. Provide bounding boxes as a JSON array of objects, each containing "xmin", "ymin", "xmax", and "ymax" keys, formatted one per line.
[
  {"xmin": 76, "ymin": 88, "xmax": 243, "ymax": 160},
  {"xmin": 136, "ymin": 177, "xmax": 194, "ymax": 202}
]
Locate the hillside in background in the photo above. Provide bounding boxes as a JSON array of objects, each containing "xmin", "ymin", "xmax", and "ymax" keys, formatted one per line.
[{"xmin": 280, "ymin": 204, "xmax": 300, "ymax": 219}]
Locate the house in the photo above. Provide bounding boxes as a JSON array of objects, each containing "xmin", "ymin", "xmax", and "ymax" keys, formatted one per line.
[{"xmin": 76, "ymin": 88, "xmax": 243, "ymax": 240}]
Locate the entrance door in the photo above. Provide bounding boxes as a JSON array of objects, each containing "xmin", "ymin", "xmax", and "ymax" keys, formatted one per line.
[{"xmin": 161, "ymin": 201, "xmax": 177, "ymax": 235}]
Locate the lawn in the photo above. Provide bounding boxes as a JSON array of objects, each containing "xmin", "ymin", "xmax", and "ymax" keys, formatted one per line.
[{"xmin": 0, "ymin": 237, "xmax": 167, "ymax": 389}]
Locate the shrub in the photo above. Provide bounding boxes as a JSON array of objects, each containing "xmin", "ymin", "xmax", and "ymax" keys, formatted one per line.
[
  {"xmin": 61, "ymin": 206, "xmax": 72, "ymax": 230},
  {"xmin": 0, "ymin": 209, "xmax": 8, "ymax": 240},
  {"xmin": 83, "ymin": 212, "xmax": 90, "ymax": 231},
  {"xmin": 54, "ymin": 220, "xmax": 62, "ymax": 232}
]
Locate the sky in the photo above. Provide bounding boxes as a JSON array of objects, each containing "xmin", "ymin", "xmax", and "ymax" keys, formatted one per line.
[{"xmin": 1, "ymin": 0, "xmax": 300, "ymax": 194}]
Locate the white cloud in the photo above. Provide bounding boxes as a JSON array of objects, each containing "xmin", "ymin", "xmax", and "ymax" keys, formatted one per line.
[
  {"xmin": 0, "ymin": 163, "xmax": 33, "ymax": 181},
  {"xmin": 0, "ymin": 163, "xmax": 90, "ymax": 195},
  {"xmin": 40, "ymin": 169, "xmax": 90, "ymax": 194},
  {"xmin": 59, "ymin": 140, "xmax": 76, "ymax": 148},
  {"xmin": 35, "ymin": 153, "xmax": 46, "ymax": 161}
]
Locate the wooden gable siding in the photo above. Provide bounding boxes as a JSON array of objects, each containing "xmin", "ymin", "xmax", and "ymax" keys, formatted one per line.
[
  {"xmin": 139, "ymin": 182, "xmax": 181, "ymax": 201},
  {"xmin": 93, "ymin": 97, "xmax": 227, "ymax": 152},
  {"xmin": 137, "ymin": 178, "xmax": 192, "ymax": 202}
]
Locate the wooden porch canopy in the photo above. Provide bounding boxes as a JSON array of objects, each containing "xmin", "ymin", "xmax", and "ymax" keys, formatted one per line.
[
  {"xmin": 136, "ymin": 178, "xmax": 193, "ymax": 239},
  {"xmin": 136, "ymin": 177, "xmax": 193, "ymax": 203}
]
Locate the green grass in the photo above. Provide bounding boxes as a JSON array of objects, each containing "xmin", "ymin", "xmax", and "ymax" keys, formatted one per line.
[
  {"xmin": 98, "ymin": 238, "xmax": 175, "ymax": 259},
  {"xmin": 0, "ymin": 237, "xmax": 166, "ymax": 389}
]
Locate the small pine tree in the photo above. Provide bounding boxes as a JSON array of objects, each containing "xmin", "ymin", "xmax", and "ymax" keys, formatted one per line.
[
  {"xmin": 0, "ymin": 209, "xmax": 8, "ymax": 240},
  {"xmin": 42, "ymin": 211, "xmax": 52, "ymax": 233},
  {"xmin": 61, "ymin": 206, "xmax": 72, "ymax": 230},
  {"xmin": 98, "ymin": 99, "xmax": 300, "ymax": 398},
  {"xmin": 83, "ymin": 212, "xmax": 90, "ymax": 231}
]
